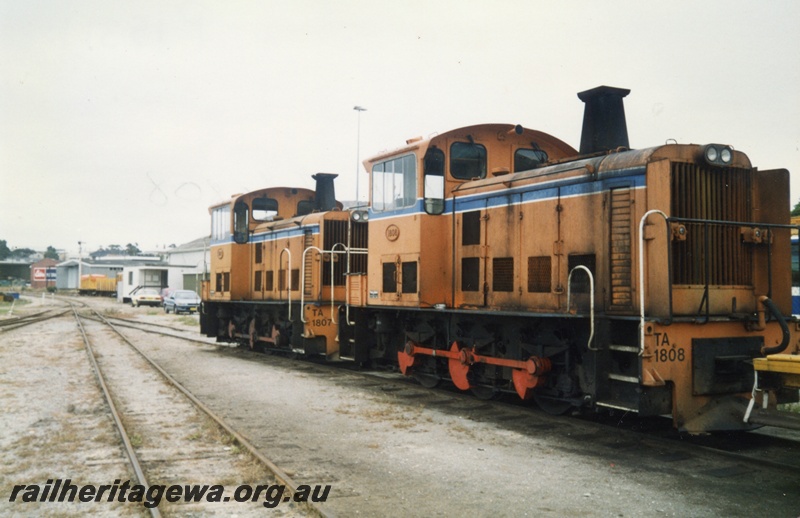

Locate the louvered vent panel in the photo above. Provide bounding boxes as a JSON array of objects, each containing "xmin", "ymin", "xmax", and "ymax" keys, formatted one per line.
[
  {"xmin": 492, "ymin": 257, "xmax": 514, "ymax": 292},
  {"xmin": 527, "ymin": 256, "xmax": 551, "ymax": 293},
  {"xmin": 609, "ymin": 187, "xmax": 632, "ymax": 309}
]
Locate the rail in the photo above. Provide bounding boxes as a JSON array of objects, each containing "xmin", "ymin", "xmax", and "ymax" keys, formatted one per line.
[
  {"xmin": 70, "ymin": 304, "xmax": 161, "ymax": 518},
  {"xmin": 566, "ymin": 265, "xmax": 596, "ymax": 351}
]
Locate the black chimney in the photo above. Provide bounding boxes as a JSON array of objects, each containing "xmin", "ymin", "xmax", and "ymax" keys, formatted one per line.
[
  {"xmin": 312, "ymin": 173, "xmax": 338, "ymax": 212},
  {"xmin": 577, "ymin": 86, "xmax": 630, "ymax": 155}
]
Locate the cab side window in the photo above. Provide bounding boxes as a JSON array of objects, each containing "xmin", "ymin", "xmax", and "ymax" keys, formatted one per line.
[
  {"xmin": 450, "ymin": 141, "xmax": 486, "ymax": 180},
  {"xmin": 372, "ymin": 154, "xmax": 417, "ymax": 211},
  {"xmin": 252, "ymin": 197, "xmax": 279, "ymax": 221}
]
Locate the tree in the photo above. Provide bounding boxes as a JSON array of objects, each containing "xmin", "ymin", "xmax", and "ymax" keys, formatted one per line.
[
  {"xmin": 125, "ymin": 243, "xmax": 141, "ymax": 256},
  {"xmin": 792, "ymin": 199, "xmax": 800, "ymax": 217},
  {"xmin": 0, "ymin": 240, "xmax": 9, "ymax": 260},
  {"xmin": 10, "ymin": 248, "xmax": 35, "ymax": 259},
  {"xmin": 44, "ymin": 246, "xmax": 59, "ymax": 260}
]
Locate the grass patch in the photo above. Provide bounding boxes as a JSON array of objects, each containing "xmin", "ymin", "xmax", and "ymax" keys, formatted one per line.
[
  {"xmin": 0, "ymin": 297, "xmax": 31, "ymax": 309},
  {"xmin": 102, "ymin": 307, "xmax": 123, "ymax": 317},
  {"xmin": 128, "ymin": 433, "xmax": 143, "ymax": 448},
  {"xmin": 177, "ymin": 315, "xmax": 199, "ymax": 326}
]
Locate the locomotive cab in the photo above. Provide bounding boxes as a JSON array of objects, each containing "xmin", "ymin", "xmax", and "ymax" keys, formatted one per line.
[{"xmin": 201, "ymin": 174, "xmax": 354, "ymax": 359}]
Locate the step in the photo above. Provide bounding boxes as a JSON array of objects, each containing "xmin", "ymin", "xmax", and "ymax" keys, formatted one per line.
[
  {"xmin": 596, "ymin": 399, "xmax": 639, "ymax": 412},
  {"xmin": 609, "ymin": 344, "xmax": 639, "ymax": 353},
  {"xmin": 608, "ymin": 373, "xmax": 640, "ymax": 384}
]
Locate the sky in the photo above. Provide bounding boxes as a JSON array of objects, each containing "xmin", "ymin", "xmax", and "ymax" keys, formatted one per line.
[{"xmin": 1, "ymin": 0, "xmax": 798, "ymax": 257}]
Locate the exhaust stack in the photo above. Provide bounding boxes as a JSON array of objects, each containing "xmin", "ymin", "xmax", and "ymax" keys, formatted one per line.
[
  {"xmin": 312, "ymin": 173, "xmax": 338, "ymax": 212},
  {"xmin": 577, "ymin": 86, "xmax": 631, "ymax": 155}
]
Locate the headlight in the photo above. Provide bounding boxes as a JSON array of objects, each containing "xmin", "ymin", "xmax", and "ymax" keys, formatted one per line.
[
  {"xmin": 351, "ymin": 210, "xmax": 369, "ymax": 222},
  {"xmin": 700, "ymin": 144, "xmax": 734, "ymax": 167}
]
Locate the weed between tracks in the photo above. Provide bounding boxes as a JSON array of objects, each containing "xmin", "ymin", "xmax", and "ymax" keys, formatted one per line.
[
  {"xmin": 177, "ymin": 315, "xmax": 199, "ymax": 326},
  {"xmin": 335, "ymin": 401, "xmax": 432, "ymax": 430}
]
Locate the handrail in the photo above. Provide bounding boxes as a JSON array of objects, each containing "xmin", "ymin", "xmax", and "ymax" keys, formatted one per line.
[
  {"xmin": 566, "ymin": 265, "xmax": 596, "ymax": 351},
  {"xmin": 300, "ymin": 248, "xmax": 347, "ymax": 324},
  {"xmin": 638, "ymin": 210, "xmax": 668, "ymax": 356},
  {"xmin": 329, "ymin": 243, "xmax": 347, "ymax": 324},
  {"xmin": 279, "ymin": 248, "xmax": 292, "ymax": 320}
]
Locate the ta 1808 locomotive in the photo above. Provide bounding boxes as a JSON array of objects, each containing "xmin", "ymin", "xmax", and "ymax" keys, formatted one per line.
[{"xmin": 201, "ymin": 86, "xmax": 800, "ymax": 433}]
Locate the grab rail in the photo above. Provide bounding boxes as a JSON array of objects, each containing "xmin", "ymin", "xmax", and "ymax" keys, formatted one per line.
[
  {"xmin": 566, "ymin": 265, "xmax": 596, "ymax": 351},
  {"xmin": 279, "ymin": 248, "xmax": 292, "ymax": 320},
  {"xmin": 638, "ymin": 210, "xmax": 668, "ymax": 356}
]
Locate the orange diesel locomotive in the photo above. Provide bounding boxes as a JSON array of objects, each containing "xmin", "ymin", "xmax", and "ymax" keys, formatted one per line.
[{"xmin": 201, "ymin": 86, "xmax": 800, "ymax": 433}]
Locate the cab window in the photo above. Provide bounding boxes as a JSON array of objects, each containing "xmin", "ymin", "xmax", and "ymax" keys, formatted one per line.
[
  {"xmin": 252, "ymin": 197, "xmax": 279, "ymax": 221},
  {"xmin": 233, "ymin": 201, "xmax": 249, "ymax": 244},
  {"xmin": 450, "ymin": 142, "xmax": 486, "ymax": 180},
  {"xmin": 424, "ymin": 147, "xmax": 445, "ymax": 215},
  {"xmin": 211, "ymin": 206, "xmax": 231, "ymax": 241},
  {"xmin": 296, "ymin": 200, "xmax": 314, "ymax": 216},
  {"xmin": 514, "ymin": 148, "xmax": 548, "ymax": 172},
  {"xmin": 372, "ymin": 154, "xmax": 417, "ymax": 211}
]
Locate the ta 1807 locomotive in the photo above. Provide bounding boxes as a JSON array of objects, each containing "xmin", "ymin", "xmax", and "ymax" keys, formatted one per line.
[{"xmin": 201, "ymin": 86, "xmax": 800, "ymax": 433}]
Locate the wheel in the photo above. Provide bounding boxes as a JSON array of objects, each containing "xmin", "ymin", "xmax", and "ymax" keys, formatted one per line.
[
  {"xmin": 533, "ymin": 393, "xmax": 573, "ymax": 415},
  {"xmin": 164, "ymin": 305, "xmax": 169, "ymax": 313},
  {"xmin": 470, "ymin": 385, "xmax": 499, "ymax": 400},
  {"xmin": 413, "ymin": 372, "xmax": 441, "ymax": 388}
]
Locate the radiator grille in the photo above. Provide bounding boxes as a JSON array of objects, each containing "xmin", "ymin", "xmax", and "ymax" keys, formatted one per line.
[
  {"xmin": 492, "ymin": 257, "xmax": 514, "ymax": 292},
  {"xmin": 527, "ymin": 256, "xmax": 551, "ymax": 293},
  {"xmin": 323, "ymin": 220, "xmax": 348, "ymax": 286},
  {"xmin": 350, "ymin": 221, "xmax": 369, "ymax": 274},
  {"xmin": 670, "ymin": 163, "xmax": 753, "ymax": 286}
]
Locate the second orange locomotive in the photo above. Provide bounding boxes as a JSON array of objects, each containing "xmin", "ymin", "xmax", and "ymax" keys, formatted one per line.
[{"xmin": 201, "ymin": 86, "xmax": 800, "ymax": 433}]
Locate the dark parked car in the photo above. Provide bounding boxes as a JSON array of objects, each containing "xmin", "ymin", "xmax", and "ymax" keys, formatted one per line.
[{"xmin": 163, "ymin": 290, "xmax": 201, "ymax": 314}]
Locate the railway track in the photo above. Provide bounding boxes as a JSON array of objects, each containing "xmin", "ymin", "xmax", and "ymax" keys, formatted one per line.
[
  {"xmin": 3, "ymin": 298, "xmax": 329, "ymax": 516},
  {"xmin": 66, "ymin": 303, "xmax": 800, "ymax": 479},
  {"xmin": 7, "ymin": 296, "xmax": 798, "ymax": 515},
  {"xmin": 0, "ymin": 308, "xmax": 70, "ymax": 332}
]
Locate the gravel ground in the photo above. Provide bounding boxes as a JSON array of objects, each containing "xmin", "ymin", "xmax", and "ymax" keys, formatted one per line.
[{"xmin": 3, "ymin": 295, "xmax": 800, "ymax": 517}]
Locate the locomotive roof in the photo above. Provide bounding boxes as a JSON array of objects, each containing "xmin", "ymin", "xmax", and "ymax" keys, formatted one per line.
[
  {"xmin": 452, "ymin": 143, "xmax": 753, "ymax": 194},
  {"xmin": 208, "ymin": 186, "xmax": 316, "ymax": 212},
  {"xmin": 363, "ymin": 123, "xmax": 579, "ymax": 166}
]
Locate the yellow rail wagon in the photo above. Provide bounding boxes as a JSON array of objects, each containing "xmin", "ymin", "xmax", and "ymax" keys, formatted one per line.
[{"xmin": 79, "ymin": 274, "xmax": 118, "ymax": 296}]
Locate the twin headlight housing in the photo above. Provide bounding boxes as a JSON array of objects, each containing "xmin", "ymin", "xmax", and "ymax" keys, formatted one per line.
[
  {"xmin": 701, "ymin": 144, "xmax": 734, "ymax": 166},
  {"xmin": 351, "ymin": 210, "xmax": 369, "ymax": 222}
]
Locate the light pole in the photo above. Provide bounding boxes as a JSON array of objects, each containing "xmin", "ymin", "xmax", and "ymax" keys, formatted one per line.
[
  {"xmin": 77, "ymin": 240, "xmax": 83, "ymax": 291},
  {"xmin": 353, "ymin": 106, "xmax": 367, "ymax": 205}
]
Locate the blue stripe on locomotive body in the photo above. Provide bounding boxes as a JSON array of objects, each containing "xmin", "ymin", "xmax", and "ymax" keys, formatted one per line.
[
  {"xmin": 365, "ymin": 164, "xmax": 647, "ymax": 221},
  {"xmin": 210, "ymin": 224, "xmax": 320, "ymax": 247}
]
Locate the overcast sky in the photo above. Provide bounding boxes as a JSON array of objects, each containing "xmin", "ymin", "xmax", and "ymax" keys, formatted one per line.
[{"xmin": 1, "ymin": 0, "xmax": 798, "ymax": 256}]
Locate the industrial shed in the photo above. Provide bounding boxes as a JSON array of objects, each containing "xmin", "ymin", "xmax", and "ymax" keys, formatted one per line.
[{"xmin": 162, "ymin": 236, "xmax": 209, "ymax": 293}]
